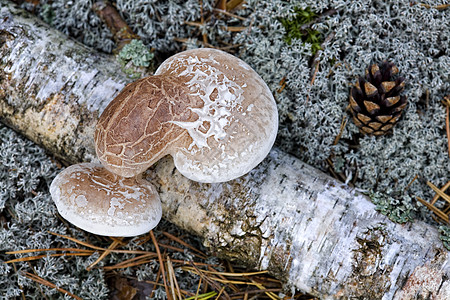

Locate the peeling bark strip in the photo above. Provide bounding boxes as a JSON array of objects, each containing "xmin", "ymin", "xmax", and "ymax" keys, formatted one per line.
[{"xmin": 0, "ymin": 2, "xmax": 449, "ymax": 298}]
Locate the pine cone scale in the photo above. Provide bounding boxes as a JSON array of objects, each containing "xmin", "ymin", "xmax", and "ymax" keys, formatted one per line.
[
  {"xmin": 364, "ymin": 82, "xmax": 378, "ymax": 97},
  {"xmin": 384, "ymin": 96, "xmax": 400, "ymax": 107},
  {"xmin": 363, "ymin": 100, "xmax": 380, "ymax": 114}
]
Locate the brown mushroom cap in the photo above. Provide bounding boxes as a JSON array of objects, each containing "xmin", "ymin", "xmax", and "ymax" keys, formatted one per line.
[
  {"xmin": 50, "ymin": 163, "xmax": 162, "ymax": 237},
  {"xmin": 95, "ymin": 48, "xmax": 278, "ymax": 183}
]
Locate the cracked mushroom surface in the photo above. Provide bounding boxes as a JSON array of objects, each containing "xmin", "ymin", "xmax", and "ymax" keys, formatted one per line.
[
  {"xmin": 50, "ymin": 163, "xmax": 162, "ymax": 237},
  {"xmin": 95, "ymin": 48, "xmax": 278, "ymax": 182}
]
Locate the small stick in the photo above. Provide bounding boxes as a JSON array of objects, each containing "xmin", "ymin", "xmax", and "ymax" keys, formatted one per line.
[
  {"xmin": 199, "ymin": 0, "xmax": 208, "ymax": 45},
  {"xmin": 443, "ymin": 96, "xmax": 450, "ymax": 157},
  {"xmin": 446, "ymin": 104, "xmax": 450, "ymax": 158},
  {"xmin": 92, "ymin": 1, "xmax": 140, "ymax": 51},
  {"xmin": 150, "ymin": 262, "xmax": 162, "ymax": 298},
  {"xmin": 277, "ymin": 76, "xmax": 287, "ymax": 93},
  {"xmin": 403, "ymin": 174, "xmax": 419, "ymax": 193},
  {"xmin": 310, "ymin": 59, "xmax": 320, "ymax": 86},
  {"xmin": 333, "ymin": 115, "xmax": 348, "ymax": 145},
  {"xmin": 224, "ymin": 26, "xmax": 247, "ymax": 32},
  {"xmin": 418, "ymin": 3, "xmax": 450, "ymax": 10},
  {"xmin": 299, "ymin": 9, "xmax": 338, "ymax": 31},
  {"xmin": 309, "ymin": 32, "xmax": 336, "ymax": 84}
]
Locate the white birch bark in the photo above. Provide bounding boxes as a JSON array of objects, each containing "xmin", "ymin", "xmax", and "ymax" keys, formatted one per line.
[{"xmin": 1, "ymin": 1, "xmax": 449, "ymax": 298}]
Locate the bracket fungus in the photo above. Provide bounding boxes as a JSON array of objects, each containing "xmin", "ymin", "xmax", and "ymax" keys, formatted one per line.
[
  {"xmin": 50, "ymin": 163, "xmax": 161, "ymax": 237},
  {"xmin": 51, "ymin": 48, "xmax": 278, "ymax": 236},
  {"xmin": 95, "ymin": 48, "xmax": 278, "ymax": 183}
]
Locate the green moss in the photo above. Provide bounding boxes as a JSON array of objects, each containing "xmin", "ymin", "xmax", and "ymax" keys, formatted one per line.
[
  {"xmin": 279, "ymin": 7, "xmax": 323, "ymax": 55},
  {"xmin": 368, "ymin": 191, "xmax": 415, "ymax": 224},
  {"xmin": 118, "ymin": 39, "xmax": 154, "ymax": 68},
  {"xmin": 39, "ymin": 4, "xmax": 55, "ymax": 25},
  {"xmin": 117, "ymin": 39, "xmax": 154, "ymax": 79},
  {"xmin": 438, "ymin": 226, "xmax": 450, "ymax": 251}
]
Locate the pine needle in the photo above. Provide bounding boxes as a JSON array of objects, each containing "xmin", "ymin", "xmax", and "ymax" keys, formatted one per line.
[
  {"xmin": 167, "ymin": 256, "xmax": 183, "ymax": 300},
  {"xmin": 163, "ymin": 231, "xmax": 207, "ymax": 258},
  {"xmin": 208, "ymin": 265, "xmax": 239, "ymax": 293},
  {"xmin": 443, "ymin": 96, "xmax": 450, "ymax": 157},
  {"xmin": 427, "ymin": 181, "xmax": 450, "ymax": 205},
  {"xmin": 215, "ymin": 286, "xmax": 226, "ymax": 299},
  {"xmin": 6, "ymin": 248, "xmax": 93, "ymax": 254},
  {"xmin": 194, "ymin": 277, "xmax": 203, "ymax": 300},
  {"xmin": 188, "ymin": 262, "xmax": 229, "ymax": 299},
  {"xmin": 417, "ymin": 196, "xmax": 449, "ymax": 222},
  {"xmin": 49, "ymin": 231, "xmax": 105, "ymax": 251},
  {"xmin": 250, "ymin": 279, "xmax": 280, "ymax": 300},
  {"xmin": 418, "ymin": 3, "xmax": 450, "ymax": 10},
  {"xmin": 185, "ymin": 291, "xmax": 217, "ymax": 300},
  {"xmin": 103, "ymin": 253, "xmax": 157, "ymax": 270},
  {"xmin": 87, "ymin": 239, "xmax": 122, "ymax": 270},
  {"xmin": 333, "ymin": 116, "xmax": 348, "ymax": 145},
  {"xmin": 48, "ymin": 231, "xmax": 153, "ymax": 254},
  {"xmin": 5, "ymin": 252, "xmax": 92, "ymax": 264},
  {"xmin": 446, "ymin": 104, "xmax": 450, "ymax": 158},
  {"xmin": 23, "ymin": 272, "xmax": 83, "ymax": 300},
  {"xmin": 150, "ymin": 230, "xmax": 172, "ymax": 300},
  {"xmin": 181, "ymin": 267, "xmax": 268, "ymax": 277}
]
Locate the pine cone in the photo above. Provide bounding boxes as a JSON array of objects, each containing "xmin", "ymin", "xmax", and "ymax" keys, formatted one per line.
[{"xmin": 349, "ymin": 61, "xmax": 407, "ymax": 136}]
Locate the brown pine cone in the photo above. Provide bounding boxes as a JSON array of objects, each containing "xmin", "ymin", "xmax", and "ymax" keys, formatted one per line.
[{"xmin": 349, "ymin": 61, "xmax": 407, "ymax": 136}]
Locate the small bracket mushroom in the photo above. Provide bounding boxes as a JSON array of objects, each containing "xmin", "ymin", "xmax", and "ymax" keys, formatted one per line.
[{"xmin": 50, "ymin": 163, "xmax": 162, "ymax": 237}]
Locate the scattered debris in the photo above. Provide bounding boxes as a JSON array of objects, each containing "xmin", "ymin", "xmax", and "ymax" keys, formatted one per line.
[
  {"xmin": 416, "ymin": 181, "xmax": 450, "ymax": 224},
  {"xmin": 5, "ymin": 230, "xmax": 312, "ymax": 299}
]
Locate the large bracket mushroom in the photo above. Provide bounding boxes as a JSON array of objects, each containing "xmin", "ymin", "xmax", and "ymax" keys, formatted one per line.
[{"xmin": 50, "ymin": 48, "xmax": 278, "ymax": 236}]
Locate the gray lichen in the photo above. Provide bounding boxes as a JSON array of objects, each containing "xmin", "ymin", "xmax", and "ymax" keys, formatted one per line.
[
  {"xmin": 0, "ymin": 123, "xmax": 209, "ymax": 299},
  {"xmin": 18, "ymin": 0, "xmax": 450, "ymax": 261},
  {"xmin": 0, "ymin": 123, "xmax": 109, "ymax": 299},
  {"xmin": 230, "ymin": 0, "xmax": 450, "ymax": 222}
]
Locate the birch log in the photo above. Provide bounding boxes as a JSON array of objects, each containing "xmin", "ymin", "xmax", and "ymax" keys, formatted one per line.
[{"xmin": 1, "ymin": 1, "xmax": 449, "ymax": 298}]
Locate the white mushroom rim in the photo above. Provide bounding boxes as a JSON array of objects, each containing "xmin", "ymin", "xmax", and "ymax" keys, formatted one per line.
[
  {"xmin": 156, "ymin": 48, "xmax": 279, "ymax": 183},
  {"xmin": 50, "ymin": 163, "xmax": 162, "ymax": 237}
]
